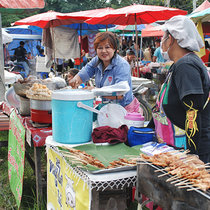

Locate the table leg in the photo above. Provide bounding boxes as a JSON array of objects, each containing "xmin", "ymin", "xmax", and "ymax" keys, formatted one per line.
[
  {"xmin": 91, "ymin": 189, "xmax": 99, "ymax": 210},
  {"xmin": 34, "ymin": 146, "xmax": 43, "ymax": 206}
]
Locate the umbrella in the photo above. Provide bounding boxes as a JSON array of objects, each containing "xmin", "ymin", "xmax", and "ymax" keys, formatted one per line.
[
  {"xmin": 192, "ymin": 0, "xmax": 210, "ymax": 13},
  {"xmin": 141, "ymin": 24, "xmax": 164, "ymax": 37},
  {"xmin": 64, "ymin": 22, "xmax": 115, "ymax": 36},
  {"xmin": 0, "ymin": 0, "xmax": 45, "ymax": 13},
  {"xmin": 2, "ymin": 29, "xmax": 13, "ymax": 44},
  {"xmin": 57, "ymin": 8, "xmax": 115, "ymax": 35},
  {"xmin": 115, "ymin": 24, "xmax": 145, "ymax": 31},
  {"xmin": 85, "ymin": 4, "xmax": 187, "ymax": 25},
  {"xmin": 14, "ymin": 10, "xmax": 84, "ymax": 29},
  {"xmin": 57, "ymin": 7, "xmax": 114, "ymax": 21},
  {"xmin": 86, "ymin": 4, "xmax": 187, "ymax": 77},
  {"xmin": 188, "ymin": 7, "xmax": 210, "ymax": 23}
]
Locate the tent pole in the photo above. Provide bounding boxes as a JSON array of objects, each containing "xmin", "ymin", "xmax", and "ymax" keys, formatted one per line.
[
  {"xmin": 0, "ymin": 13, "xmax": 5, "ymax": 101},
  {"xmin": 139, "ymin": 34, "xmax": 143, "ymax": 62},
  {"xmin": 51, "ymin": 23, "xmax": 56, "ymax": 73},
  {"xmin": 79, "ymin": 23, "xmax": 82, "ymax": 70},
  {"xmin": 135, "ymin": 13, "xmax": 139, "ymax": 77}
]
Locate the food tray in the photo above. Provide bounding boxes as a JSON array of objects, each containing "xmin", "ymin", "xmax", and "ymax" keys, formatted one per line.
[{"xmin": 59, "ymin": 143, "xmax": 142, "ymax": 173}]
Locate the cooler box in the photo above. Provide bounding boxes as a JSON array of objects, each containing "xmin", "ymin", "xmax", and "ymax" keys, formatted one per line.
[{"xmin": 52, "ymin": 89, "xmax": 94, "ymax": 144}]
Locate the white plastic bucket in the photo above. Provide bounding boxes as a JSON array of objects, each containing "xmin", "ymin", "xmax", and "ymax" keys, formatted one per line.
[
  {"xmin": 52, "ymin": 89, "xmax": 94, "ymax": 144},
  {"xmin": 124, "ymin": 112, "xmax": 144, "ymax": 128}
]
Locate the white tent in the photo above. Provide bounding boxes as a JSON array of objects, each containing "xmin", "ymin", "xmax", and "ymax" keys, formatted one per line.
[{"xmin": 2, "ymin": 29, "xmax": 13, "ymax": 44}]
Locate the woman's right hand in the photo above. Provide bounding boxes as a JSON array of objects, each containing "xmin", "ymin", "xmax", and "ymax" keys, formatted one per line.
[{"xmin": 69, "ymin": 75, "xmax": 82, "ymax": 89}]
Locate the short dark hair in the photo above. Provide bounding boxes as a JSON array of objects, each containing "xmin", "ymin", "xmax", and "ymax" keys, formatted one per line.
[
  {"xmin": 20, "ymin": 41, "xmax": 25, "ymax": 45},
  {"xmin": 126, "ymin": 49, "xmax": 135, "ymax": 56},
  {"xmin": 94, "ymin": 32, "xmax": 118, "ymax": 52},
  {"xmin": 68, "ymin": 68, "xmax": 79, "ymax": 77},
  {"xmin": 155, "ymin": 39, "xmax": 161, "ymax": 43}
]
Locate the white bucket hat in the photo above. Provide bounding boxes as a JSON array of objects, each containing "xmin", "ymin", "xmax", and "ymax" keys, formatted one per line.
[{"xmin": 162, "ymin": 15, "xmax": 204, "ymax": 52}]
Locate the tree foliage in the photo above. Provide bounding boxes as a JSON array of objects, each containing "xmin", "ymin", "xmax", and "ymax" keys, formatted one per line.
[{"xmin": 1, "ymin": 0, "xmax": 205, "ymax": 27}]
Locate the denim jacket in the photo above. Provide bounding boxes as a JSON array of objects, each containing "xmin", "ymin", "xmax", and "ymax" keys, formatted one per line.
[{"xmin": 78, "ymin": 54, "xmax": 133, "ymax": 107}]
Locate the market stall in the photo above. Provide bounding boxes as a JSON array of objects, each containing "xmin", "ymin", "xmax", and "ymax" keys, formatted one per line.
[{"xmin": 46, "ymin": 138, "xmax": 139, "ymax": 209}]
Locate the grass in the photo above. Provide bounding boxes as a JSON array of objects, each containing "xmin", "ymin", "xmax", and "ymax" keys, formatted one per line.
[{"xmin": 0, "ymin": 130, "xmax": 47, "ymax": 209}]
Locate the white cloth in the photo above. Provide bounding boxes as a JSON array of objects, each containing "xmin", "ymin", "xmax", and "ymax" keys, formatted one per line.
[
  {"xmin": 51, "ymin": 26, "xmax": 80, "ymax": 59},
  {"xmin": 42, "ymin": 27, "xmax": 80, "ymax": 67},
  {"xmin": 162, "ymin": 15, "xmax": 204, "ymax": 52}
]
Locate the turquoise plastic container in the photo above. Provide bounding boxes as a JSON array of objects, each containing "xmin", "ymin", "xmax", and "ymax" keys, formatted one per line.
[{"xmin": 52, "ymin": 89, "xmax": 94, "ymax": 144}]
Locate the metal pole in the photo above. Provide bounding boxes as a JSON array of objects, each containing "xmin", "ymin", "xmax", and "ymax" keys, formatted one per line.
[
  {"xmin": 193, "ymin": 0, "xmax": 198, "ymax": 11},
  {"xmin": 139, "ymin": 34, "xmax": 143, "ymax": 62},
  {"xmin": 79, "ymin": 23, "xmax": 82, "ymax": 70},
  {"xmin": 0, "ymin": 13, "xmax": 5, "ymax": 101},
  {"xmin": 135, "ymin": 14, "xmax": 139, "ymax": 77}
]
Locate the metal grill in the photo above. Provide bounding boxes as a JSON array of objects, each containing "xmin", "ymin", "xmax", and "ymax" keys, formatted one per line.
[{"xmin": 137, "ymin": 160, "xmax": 210, "ymax": 210}]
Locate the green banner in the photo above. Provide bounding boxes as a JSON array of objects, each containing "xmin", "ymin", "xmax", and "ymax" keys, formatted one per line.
[{"xmin": 8, "ymin": 110, "xmax": 25, "ymax": 209}]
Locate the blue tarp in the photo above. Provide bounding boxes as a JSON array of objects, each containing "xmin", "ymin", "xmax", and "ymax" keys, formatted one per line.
[{"xmin": 5, "ymin": 25, "xmax": 42, "ymax": 57}]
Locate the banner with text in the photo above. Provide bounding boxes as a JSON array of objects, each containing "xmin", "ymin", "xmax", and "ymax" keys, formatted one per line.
[
  {"xmin": 8, "ymin": 110, "xmax": 25, "ymax": 208},
  {"xmin": 47, "ymin": 147, "xmax": 90, "ymax": 210}
]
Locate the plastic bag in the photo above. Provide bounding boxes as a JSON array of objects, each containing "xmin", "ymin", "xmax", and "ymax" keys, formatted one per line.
[{"xmin": 92, "ymin": 81, "xmax": 130, "ymax": 96}]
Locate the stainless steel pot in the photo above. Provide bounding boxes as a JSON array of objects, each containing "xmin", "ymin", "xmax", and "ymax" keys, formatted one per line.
[{"xmin": 30, "ymin": 99, "xmax": 51, "ymax": 111}]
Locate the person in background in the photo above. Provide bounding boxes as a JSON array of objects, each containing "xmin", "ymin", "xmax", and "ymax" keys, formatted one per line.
[
  {"xmin": 66, "ymin": 68, "xmax": 85, "ymax": 88},
  {"xmin": 131, "ymin": 42, "xmax": 144, "ymax": 60},
  {"xmin": 143, "ymin": 45, "xmax": 152, "ymax": 61},
  {"xmin": 153, "ymin": 39, "xmax": 166, "ymax": 63},
  {"xmin": 81, "ymin": 49, "xmax": 88, "ymax": 66},
  {"xmin": 14, "ymin": 41, "xmax": 30, "ymax": 76},
  {"xmin": 56, "ymin": 58, "xmax": 63, "ymax": 73},
  {"xmin": 69, "ymin": 31, "xmax": 142, "ymax": 113},
  {"xmin": 26, "ymin": 52, "xmax": 33, "ymax": 60},
  {"xmin": 66, "ymin": 68, "xmax": 79, "ymax": 85},
  {"xmin": 74, "ymin": 50, "xmax": 84, "ymax": 70},
  {"xmin": 39, "ymin": 49, "xmax": 45, "ymax": 57},
  {"xmin": 201, "ymin": 40, "xmax": 210, "ymax": 67},
  {"xmin": 124, "ymin": 49, "xmax": 136, "ymax": 73},
  {"xmin": 149, "ymin": 15, "xmax": 210, "ymax": 163}
]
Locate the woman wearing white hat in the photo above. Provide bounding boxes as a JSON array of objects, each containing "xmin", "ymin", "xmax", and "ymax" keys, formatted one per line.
[{"xmin": 150, "ymin": 15, "xmax": 210, "ymax": 163}]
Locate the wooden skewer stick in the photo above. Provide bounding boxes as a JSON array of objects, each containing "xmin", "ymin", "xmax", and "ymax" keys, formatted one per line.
[
  {"xmin": 187, "ymin": 187, "xmax": 200, "ymax": 191},
  {"xmin": 178, "ymin": 185, "xmax": 193, "ymax": 189},
  {"xmin": 166, "ymin": 175, "xmax": 180, "ymax": 182},
  {"xmin": 158, "ymin": 172, "xmax": 170, "ymax": 177},
  {"xmin": 155, "ymin": 168, "xmax": 166, "ymax": 172},
  {"xmin": 175, "ymin": 180, "xmax": 192, "ymax": 186},
  {"xmin": 171, "ymin": 177, "xmax": 188, "ymax": 184}
]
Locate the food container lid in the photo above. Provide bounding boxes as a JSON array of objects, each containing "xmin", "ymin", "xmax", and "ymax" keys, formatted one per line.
[
  {"xmin": 124, "ymin": 112, "xmax": 144, "ymax": 121},
  {"xmin": 52, "ymin": 89, "xmax": 94, "ymax": 101}
]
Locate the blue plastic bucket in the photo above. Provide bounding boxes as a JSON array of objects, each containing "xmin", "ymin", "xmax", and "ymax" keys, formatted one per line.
[{"xmin": 52, "ymin": 89, "xmax": 94, "ymax": 144}]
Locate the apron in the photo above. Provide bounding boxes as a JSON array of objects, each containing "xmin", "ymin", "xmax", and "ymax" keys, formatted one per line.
[{"xmin": 152, "ymin": 72, "xmax": 186, "ymax": 148}]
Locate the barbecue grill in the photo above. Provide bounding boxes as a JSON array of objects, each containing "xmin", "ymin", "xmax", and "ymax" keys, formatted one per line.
[{"xmin": 136, "ymin": 160, "xmax": 210, "ymax": 210}]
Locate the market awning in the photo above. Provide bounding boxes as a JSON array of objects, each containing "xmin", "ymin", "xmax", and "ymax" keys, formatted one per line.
[
  {"xmin": 141, "ymin": 24, "xmax": 164, "ymax": 37},
  {"xmin": 0, "ymin": 0, "xmax": 45, "ymax": 13}
]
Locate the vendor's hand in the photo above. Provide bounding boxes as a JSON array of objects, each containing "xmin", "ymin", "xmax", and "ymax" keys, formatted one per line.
[
  {"xmin": 83, "ymin": 86, "xmax": 95, "ymax": 90},
  {"xmin": 69, "ymin": 75, "xmax": 82, "ymax": 89},
  {"xmin": 103, "ymin": 95, "xmax": 124, "ymax": 100}
]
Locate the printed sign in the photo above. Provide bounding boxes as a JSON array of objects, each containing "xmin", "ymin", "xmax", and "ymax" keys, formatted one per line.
[
  {"xmin": 47, "ymin": 147, "xmax": 90, "ymax": 210},
  {"xmin": 8, "ymin": 110, "xmax": 25, "ymax": 208},
  {"xmin": 36, "ymin": 56, "xmax": 50, "ymax": 72}
]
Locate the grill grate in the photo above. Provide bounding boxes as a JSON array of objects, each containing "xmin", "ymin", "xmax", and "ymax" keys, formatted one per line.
[{"xmin": 138, "ymin": 159, "xmax": 210, "ymax": 200}]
